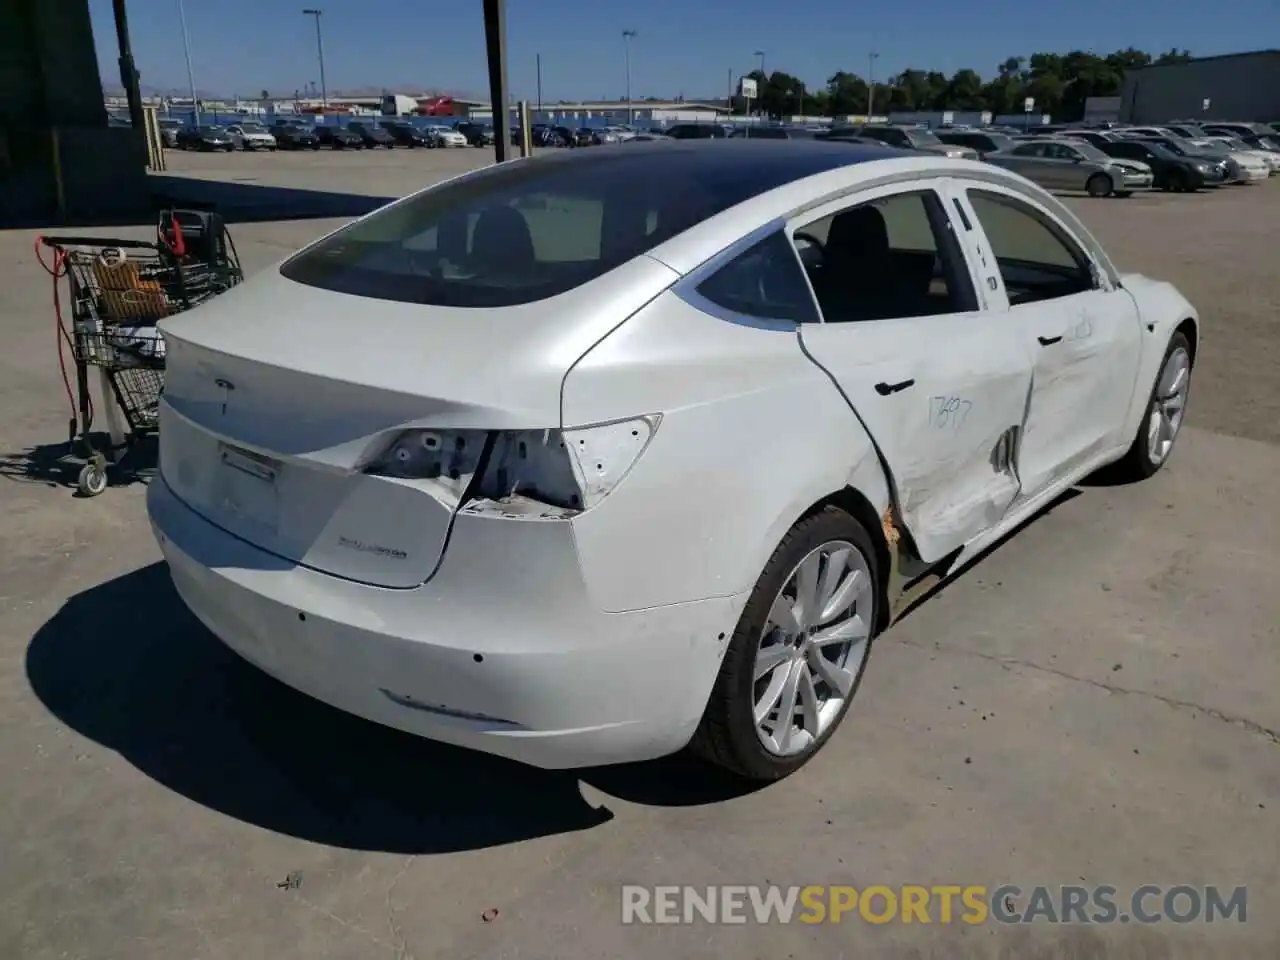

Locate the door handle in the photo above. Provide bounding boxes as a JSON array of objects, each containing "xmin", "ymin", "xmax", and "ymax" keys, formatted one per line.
[
  {"xmin": 874, "ymin": 379, "xmax": 916, "ymax": 396},
  {"xmin": 1038, "ymin": 335, "xmax": 1063, "ymax": 346}
]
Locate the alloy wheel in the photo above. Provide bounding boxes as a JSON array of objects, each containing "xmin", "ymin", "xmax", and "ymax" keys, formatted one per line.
[
  {"xmin": 1146, "ymin": 345, "xmax": 1191, "ymax": 465},
  {"xmin": 752, "ymin": 540, "xmax": 874, "ymax": 757}
]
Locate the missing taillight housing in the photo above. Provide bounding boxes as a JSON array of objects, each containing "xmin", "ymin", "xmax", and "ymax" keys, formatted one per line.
[{"xmin": 362, "ymin": 416, "xmax": 659, "ymax": 517}]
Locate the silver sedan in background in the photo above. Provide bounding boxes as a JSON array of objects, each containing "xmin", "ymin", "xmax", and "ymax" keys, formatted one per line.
[{"xmin": 984, "ymin": 137, "xmax": 1154, "ymax": 197}]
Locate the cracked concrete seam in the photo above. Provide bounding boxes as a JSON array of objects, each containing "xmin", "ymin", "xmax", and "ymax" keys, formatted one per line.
[
  {"xmin": 896, "ymin": 636, "xmax": 1280, "ymax": 745},
  {"xmin": 385, "ymin": 855, "xmax": 419, "ymax": 960}
]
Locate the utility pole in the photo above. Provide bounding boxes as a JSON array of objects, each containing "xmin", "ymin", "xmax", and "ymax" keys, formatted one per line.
[
  {"xmin": 867, "ymin": 51, "xmax": 879, "ymax": 119},
  {"xmin": 110, "ymin": 0, "xmax": 146, "ymax": 133},
  {"xmin": 754, "ymin": 50, "xmax": 765, "ymax": 118},
  {"xmin": 622, "ymin": 30, "xmax": 637, "ymax": 125},
  {"xmin": 175, "ymin": 0, "xmax": 199, "ymax": 127},
  {"xmin": 536, "ymin": 53, "xmax": 543, "ymax": 115},
  {"xmin": 302, "ymin": 9, "xmax": 327, "ymax": 108},
  {"xmin": 482, "ymin": 0, "xmax": 513, "ymax": 162}
]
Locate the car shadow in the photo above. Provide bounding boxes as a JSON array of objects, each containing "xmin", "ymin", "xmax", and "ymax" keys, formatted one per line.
[
  {"xmin": 892, "ymin": 487, "xmax": 1083, "ymax": 625},
  {"xmin": 0, "ymin": 433, "xmax": 156, "ymax": 493},
  {"xmin": 26, "ymin": 563, "xmax": 761, "ymax": 854},
  {"xmin": 1, "ymin": 177, "xmax": 395, "ymax": 230},
  {"xmin": 148, "ymin": 175, "xmax": 397, "ymax": 224}
]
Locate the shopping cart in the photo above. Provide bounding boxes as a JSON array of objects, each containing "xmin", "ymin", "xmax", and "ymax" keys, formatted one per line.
[{"xmin": 36, "ymin": 209, "xmax": 243, "ymax": 496}]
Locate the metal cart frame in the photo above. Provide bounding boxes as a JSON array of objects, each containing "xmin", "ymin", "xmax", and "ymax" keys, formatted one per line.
[{"xmin": 38, "ymin": 219, "xmax": 243, "ymax": 495}]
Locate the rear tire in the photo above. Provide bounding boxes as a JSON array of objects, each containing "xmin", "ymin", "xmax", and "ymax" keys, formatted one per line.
[
  {"xmin": 1086, "ymin": 173, "xmax": 1114, "ymax": 198},
  {"xmin": 690, "ymin": 505, "xmax": 881, "ymax": 782},
  {"xmin": 1165, "ymin": 169, "xmax": 1187, "ymax": 192}
]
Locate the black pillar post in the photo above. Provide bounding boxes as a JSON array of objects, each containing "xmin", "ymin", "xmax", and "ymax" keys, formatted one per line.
[
  {"xmin": 482, "ymin": 0, "xmax": 512, "ymax": 163},
  {"xmin": 110, "ymin": 0, "xmax": 147, "ymax": 133}
]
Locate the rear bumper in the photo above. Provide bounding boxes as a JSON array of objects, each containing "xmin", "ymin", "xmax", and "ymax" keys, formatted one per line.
[{"xmin": 147, "ymin": 476, "xmax": 741, "ymax": 770}]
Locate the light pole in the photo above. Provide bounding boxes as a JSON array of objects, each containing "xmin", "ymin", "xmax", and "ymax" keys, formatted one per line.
[
  {"xmin": 175, "ymin": 0, "xmax": 199, "ymax": 127},
  {"xmin": 796, "ymin": 80, "xmax": 804, "ymax": 119},
  {"xmin": 302, "ymin": 9, "xmax": 327, "ymax": 108},
  {"xmin": 622, "ymin": 30, "xmax": 637, "ymax": 125},
  {"xmin": 754, "ymin": 50, "xmax": 765, "ymax": 118},
  {"xmin": 867, "ymin": 51, "xmax": 879, "ymax": 119},
  {"xmin": 536, "ymin": 53, "xmax": 543, "ymax": 115}
]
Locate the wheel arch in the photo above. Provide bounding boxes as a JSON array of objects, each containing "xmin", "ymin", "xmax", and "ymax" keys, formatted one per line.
[{"xmin": 797, "ymin": 485, "xmax": 894, "ymax": 633}]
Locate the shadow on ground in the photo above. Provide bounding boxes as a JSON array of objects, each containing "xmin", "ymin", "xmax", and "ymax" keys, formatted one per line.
[
  {"xmin": 1, "ymin": 177, "xmax": 394, "ymax": 230},
  {"xmin": 891, "ymin": 487, "xmax": 1083, "ymax": 626},
  {"xmin": 0, "ymin": 433, "xmax": 156, "ymax": 493},
  {"xmin": 27, "ymin": 564, "xmax": 761, "ymax": 854},
  {"xmin": 148, "ymin": 175, "xmax": 396, "ymax": 224}
]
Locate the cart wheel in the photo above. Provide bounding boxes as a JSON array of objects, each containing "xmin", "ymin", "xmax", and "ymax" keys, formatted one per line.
[{"xmin": 77, "ymin": 463, "xmax": 108, "ymax": 497}]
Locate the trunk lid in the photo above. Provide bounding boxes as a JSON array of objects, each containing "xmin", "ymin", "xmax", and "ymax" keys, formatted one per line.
[{"xmin": 158, "ymin": 255, "xmax": 678, "ymax": 587}]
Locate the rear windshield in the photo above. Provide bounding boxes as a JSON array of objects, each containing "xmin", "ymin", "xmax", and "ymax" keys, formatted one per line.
[{"xmin": 280, "ymin": 147, "xmax": 830, "ymax": 307}]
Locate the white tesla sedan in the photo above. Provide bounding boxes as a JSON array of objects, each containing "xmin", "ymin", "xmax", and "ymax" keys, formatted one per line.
[{"xmin": 148, "ymin": 140, "xmax": 1198, "ymax": 781}]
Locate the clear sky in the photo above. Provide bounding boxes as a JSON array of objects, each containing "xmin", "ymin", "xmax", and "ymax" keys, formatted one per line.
[{"xmin": 88, "ymin": 0, "xmax": 1277, "ymax": 101}]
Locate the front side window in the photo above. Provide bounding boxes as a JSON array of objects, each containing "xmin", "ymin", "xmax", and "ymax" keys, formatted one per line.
[
  {"xmin": 694, "ymin": 231, "xmax": 818, "ymax": 324},
  {"xmin": 280, "ymin": 150, "xmax": 823, "ymax": 308},
  {"xmin": 1012, "ymin": 142, "xmax": 1046, "ymax": 157},
  {"xmin": 966, "ymin": 190, "xmax": 1093, "ymax": 306},
  {"xmin": 791, "ymin": 189, "xmax": 977, "ymax": 324}
]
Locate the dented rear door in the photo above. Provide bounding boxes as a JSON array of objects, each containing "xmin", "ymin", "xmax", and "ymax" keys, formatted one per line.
[{"xmin": 790, "ymin": 181, "xmax": 1035, "ymax": 563}]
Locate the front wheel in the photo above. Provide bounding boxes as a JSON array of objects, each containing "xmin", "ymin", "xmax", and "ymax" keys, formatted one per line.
[
  {"xmin": 1086, "ymin": 173, "xmax": 1114, "ymax": 198},
  {"xmin": 690, "ymin": 505, "xmax": 881, "ymax": 781},
  {"xmin": 1105, "ymin": 331, "xmax": 1193, "ymax": 482},
  {"xmin": 77, "ymin": 463, "xmax": 108, "ymax": 497}
]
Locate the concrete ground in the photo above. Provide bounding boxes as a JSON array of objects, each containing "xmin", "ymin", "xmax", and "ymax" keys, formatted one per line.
[{"xmin": 1, "ymin": 149, "xmax": 1277, "ymax": 959}]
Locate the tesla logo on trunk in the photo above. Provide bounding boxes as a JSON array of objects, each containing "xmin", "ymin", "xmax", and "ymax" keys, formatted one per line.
[{"xmin": 214, "ymin": 377, "xmax": 235, "ymax": 415}]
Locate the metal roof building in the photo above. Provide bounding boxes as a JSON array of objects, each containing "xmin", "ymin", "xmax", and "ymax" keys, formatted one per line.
[{"xmin": 1120, "ymin": 50, "xmax": 1280, "ymax": 124}]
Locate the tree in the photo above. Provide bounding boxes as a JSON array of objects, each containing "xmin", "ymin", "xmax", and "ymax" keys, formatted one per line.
[{"xmin": 763, "ymin": 46, "xmax": 1184, "ymax": 121}]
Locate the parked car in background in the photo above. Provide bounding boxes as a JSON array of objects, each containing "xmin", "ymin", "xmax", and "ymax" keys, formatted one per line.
[
  {"xmin": 664, "ymin": 123, "xmax": 728, "ymax": 140},
  {"xmin": 531, "ymin": 125, "xmax": 566, "ymax": 147},
  {"xmin": 1129, "ymin": 135, "xmax": 1269, "ymax": 183},
  {"xmin": 314, "ymin": 125, "xmax": 364, "ymax": 149},
  {"xmin": 729, "ymin": 125, "xmax": 799, "ymax": 139},
  {"xmin": 270, "ymin": 124, "xmax": 320, "ymax": 150},
  {"xmin": 935, "ymin": 129, "xmax": 1018, "ymax": 158},
  {"xmin": 225, "ymin": 122, "xmax": 277, "ymax": 151},
  {"xmin": 624, "ymin": 132, "xmax": 672, "ymax": 142},
  {"xmin": 148, "ymin": 139, "xmax": 1198, "ymax": 783},
  {"xmin": 1161, "ymin": 123, "xmax": 1212, "ymax": 140},
  {"xmin": 175, "ymin": 125, "xmax": 236, "ymax": 152},
  {"xmin": 380, "ymin": 121, "xmax": 428, "ymax": 148},
  {"xmin": 158, "ymin": 118, "xmax": 184, "ymax": 148},
  {"xmin": 348, "ymin": 121, "xmax": 396, "ymax": 148},
  {"xmin": 1201, "ymin": 135, "xmax": 1280, "ymax": 173},
  {"xmin": 984, "ymin": 138, "xmax": 1153, "ymax": 196},
  {"xmin": 855, "ymin": 124, "xmax": 980, "ymax": 159},
  {"xmin": 424, "ymin": 125, "xmax": 468, "ymax": 148},
  {"xmin": 1198, "ymin": 121, "xmax": 1273, "ymax": 140},
  {"xmin": 454, "ymin": 121, "xmax": 496, "ymax": 147},
  {"xmin": 1096, "ymin": 138, "xmax": 1226, "ymax": 191}
]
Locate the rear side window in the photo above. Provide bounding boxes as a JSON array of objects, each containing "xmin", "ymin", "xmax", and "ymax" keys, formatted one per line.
[
  {"xmin": 694, "ymin": 231, "xmax": 818, "ymax": 324},
  {"xmin": 280, "ymin": 151, "xmax": 803, "ymax": 307}
]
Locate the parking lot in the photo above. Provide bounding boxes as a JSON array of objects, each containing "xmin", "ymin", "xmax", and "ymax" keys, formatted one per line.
[{"xmin": 1, "ymin": 148, "xmax": 1278, "ymax": 959}]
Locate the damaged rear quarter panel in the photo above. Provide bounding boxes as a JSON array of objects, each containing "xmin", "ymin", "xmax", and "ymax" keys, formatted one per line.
[{"xmin": 561, "ymin": 291, "xmax": 889, "ymax": 614}]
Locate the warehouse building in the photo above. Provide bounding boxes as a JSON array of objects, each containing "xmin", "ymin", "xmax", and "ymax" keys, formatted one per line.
[{"xmin": 1120, "ymin": 50, "xmax": 1280, "ymax": 124}]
